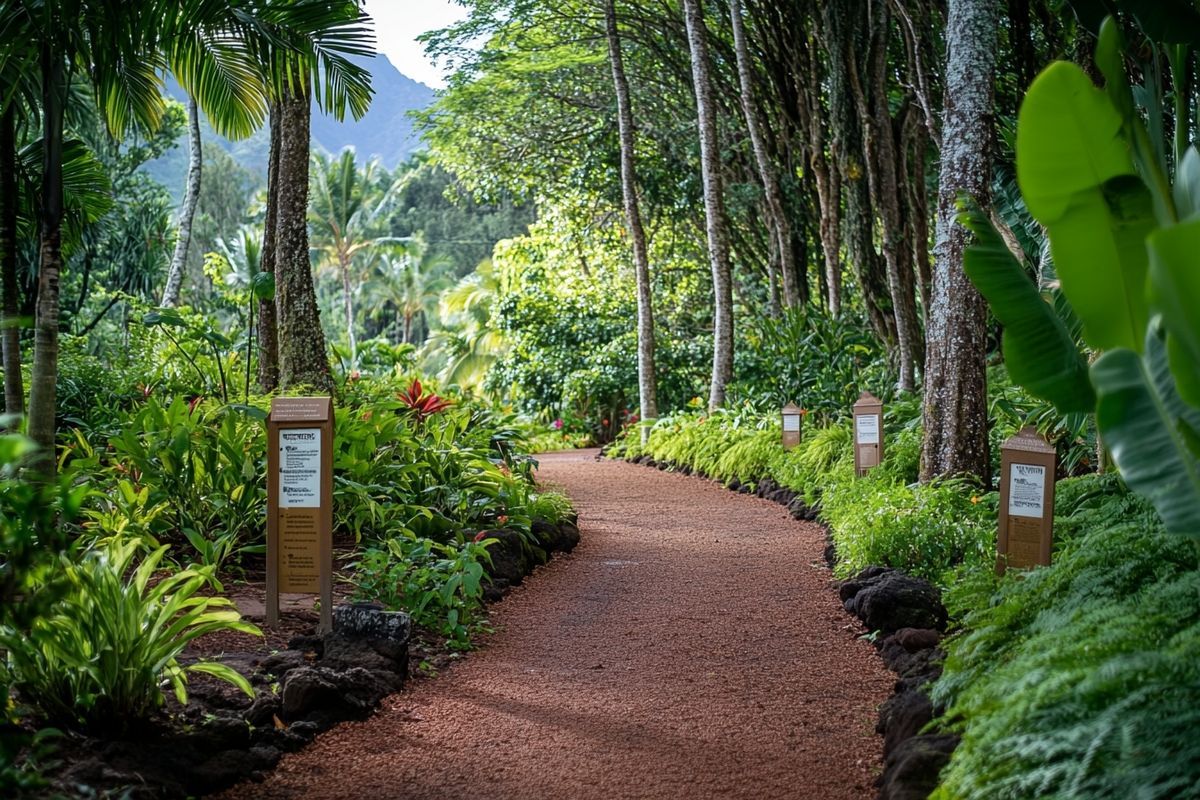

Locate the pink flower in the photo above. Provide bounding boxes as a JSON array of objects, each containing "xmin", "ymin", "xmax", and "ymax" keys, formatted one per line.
[
  {"xmin": 473, "ymin": 530, "xmax": 489, "ymax": 543},
  {"xmin": 553, "ymin": 418, "xmax": 563, "ymax": 430}
]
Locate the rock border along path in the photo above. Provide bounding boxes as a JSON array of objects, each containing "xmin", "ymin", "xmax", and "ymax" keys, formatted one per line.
[{"xmin": 227, "ymin": 449, "xmax": 891, "ymax": 799}]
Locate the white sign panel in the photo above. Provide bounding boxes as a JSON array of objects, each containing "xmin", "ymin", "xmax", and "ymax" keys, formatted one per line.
[
  {"xmin": 855, "ymin": 414, "xmax": 880, "ymax": 445},
  {"xmin": 782, "ymin": 415, "xmax": 801, "ymax": 433},
  {"xmin": 1008, "ymin": 463, "xmax": 1046, "ymax": 518},
  {"xmin": 278, "ymin": 428, "xmax": 321, "ymax": 508}
]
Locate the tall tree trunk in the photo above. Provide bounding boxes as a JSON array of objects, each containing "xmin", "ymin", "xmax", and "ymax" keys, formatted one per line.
[
  {"xmin": 822, "ymin": 0, "xmax": 895, "ymax": 343},
  {"xmin": 161, "ymin": 95, "xmax": 201, "ymax": 308},
  {"xmin": 605, "ymin": 0, "xmax": 659, "ymax": 431},
  {"xmin": 339, "ymin": 254, "xmax": 357, "ymax": 366},
  {"xmin": 851, "ymin": 0, "xmax": 922, "ymax": 391},
  {"xmin": 0, "ymin": 104, "xmax": 23, "ymax": 417},
  {"xmin": 257, "ymin": 104, "xmax": 281, "ymax": 393},
  {"xmin": 730, "ymin": 0, "xmax": 798, "ymax": 308},
  {"xmin": 683, "ymin": 0, "xmax": 734, "ymax": 411},
  {"xmin": 28, "ymin": 45, "xmax": 66, "ymax": 470},
  {"xmin": 275, "ymin": 79, "xmax": 333, "ymax": 393},
  {"xmin": 920, "ymin": 0, "xmax": 997, "ymax": 483}
]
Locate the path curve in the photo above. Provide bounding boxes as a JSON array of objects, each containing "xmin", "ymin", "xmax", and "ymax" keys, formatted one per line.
[{"xmin": 227, "ymin": 450, "xmax": 891, "ymax": 799}]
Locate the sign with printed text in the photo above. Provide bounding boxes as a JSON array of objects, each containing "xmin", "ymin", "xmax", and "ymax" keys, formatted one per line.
[
  {"xmin": 997, "ymin": 427, "xmax": 1056, "ymax": 574},
  {"xmin": 278, "ymin": 428, "xmax": 322, "ymax": 508},
  {"xmin": 266, "ymin": 397, "xmax": 334, "ymax": 631},
  {"xmin": 1007, "ymin": 463, "xmax": 1046, "ymax": 518},
  {"xmin": 783, "ymin": 415, "xmax": 801, "ymax": 432},
  {"xmin": 855, "ymin": 414, "xmax": 880, "ymax": 445}
]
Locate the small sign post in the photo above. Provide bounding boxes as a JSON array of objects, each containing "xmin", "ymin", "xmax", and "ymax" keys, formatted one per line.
[
  {"xmin": 266, "ymin": 396, "xmax": 334, "ymax": 632},
  {"xmin": 781, "ymin": 402, "xmax": 803, "ymax": 450},
  {"xmin": 853, "ymin": 391, "xmax": 884, "ymax": 476},
  {"xmin": 997, "ymin": 426, "xmax": 1056, "ymax": 575}
]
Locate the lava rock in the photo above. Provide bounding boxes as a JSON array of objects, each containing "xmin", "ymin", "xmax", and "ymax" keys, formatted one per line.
[
  {"xmin": 531, "ymin": 518, "xmax": 581, "ymax": 554},
  {"xmin": 877, "ymin": 690, "xmax": 934, "ymax": 758},
  {"xmin": 280, "ymin": 666, "xmax": 388, "ymax": 727},
  {"xmin": 877, "ymin": 734, "xmax": 959, "ymax": 800},
  {"xmin": 842, "ymin": 570, "xmax": 947, "ymax": 635},
  {"xmin": 481, "ymin": 528, "xmax": 530, "ymax": 587},
  {"xmin": 257, "ymin": 649, "xmax": 308, "ymax": 676},
  {"xmin": 321, "ymin": 633, "xmax": 408, "ymax": 690},
  {"xmin": 243, "ymin": 692, "xmax": 283, "ymax": 728},
  {"xmin": 333, "ymin": 603, "xmax": 411, "ymax": 643},
  {"xmin": 287, "ymin": 633, "xmax": 324, "ymax": 657}
]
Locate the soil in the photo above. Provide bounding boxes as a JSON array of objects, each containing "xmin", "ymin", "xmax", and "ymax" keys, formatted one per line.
[{"xmin": 219, "ymin": 449, "xmax": 892, "ymax": 799}]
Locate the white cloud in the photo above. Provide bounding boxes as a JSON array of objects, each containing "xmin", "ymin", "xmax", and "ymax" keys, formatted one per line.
[{"xmin": 363, "ymin": 0, "xmax": 469, "ymax": 89}]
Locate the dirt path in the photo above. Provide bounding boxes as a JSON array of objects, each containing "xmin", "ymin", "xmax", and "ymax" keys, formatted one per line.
[{"xmin": 227, "ymin": 450, "xmax": 891, "ymax": 799}]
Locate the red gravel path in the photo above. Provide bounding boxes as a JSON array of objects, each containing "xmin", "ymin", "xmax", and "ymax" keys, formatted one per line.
[{"xmin": 225, "ymin": 450, "xmax": 891, "ymax": 799}]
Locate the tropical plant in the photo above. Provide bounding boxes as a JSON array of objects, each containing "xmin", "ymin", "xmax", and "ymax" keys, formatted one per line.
[
  {"xmin": 0, "ymin": 539, "xmax": 258, "ymax": 732},
  {"xmin": 963, "ymin": 15, "xmax": 1200, "ymax": 537},
  {"xmin": 348, "ymin": 532, "xmax": 494, "ymax": 649}
]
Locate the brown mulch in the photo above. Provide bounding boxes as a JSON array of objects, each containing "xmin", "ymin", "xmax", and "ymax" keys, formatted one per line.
[{"xmin": 220, "ymin": 449, "xmax": 891, "ymax": 800}]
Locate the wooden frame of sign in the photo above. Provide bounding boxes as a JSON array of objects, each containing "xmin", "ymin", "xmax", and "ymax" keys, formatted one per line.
[
  {"xmin": 266, "ymin": 396, "xmax": 334, "ymax": 632},
  {"xmin": 781, "ymin": 402, "xmax": 803, "ymax": 450},
  {"xmin": 996, "ymin": 426, "xmax": 1056, "ymax": 575},
  {"xmin": 853, "ymin": 391, "xmax": 884, "ymax": 476}
]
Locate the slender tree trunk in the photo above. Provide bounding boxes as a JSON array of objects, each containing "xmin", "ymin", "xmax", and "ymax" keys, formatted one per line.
[
  {"xmin": 257, "ymin": 104, "xmax": 280, "ymax": 392},
  {"xmin": 161, "ymin": 95, "xmax": 201, "ymax": 308},
  {"xmin": 403, "ymin": 311, "xmax": 412, "ymax": 345},
  {"xmin": 920, "ymin": 0, "xmax": 998, "ymax": 483},
  {"xmin": 28, "ymin": 45, "xmax": 66, "ymax": 470},
  {"xmin": 0, "ymin": 104, "xmax": 23, "ymax": 417},
  {"xmin": 730, "ymin": 0, "xmax": 798, "ymax": 308},
  {"xmin": 339, "ymin": 254, "xmax": 357, "ymax": 365},
  {"xmin": 902, "ymin": 105, "xmax": 933, "ymax": 315},
  {"xmin": 275, "ymin": 78, "xmax": 333, "ymax": 393},
  {"xmin": 851, "ymin": 0, "xmax": 922, "ymax": 391},
  {"xmin": 605, "ymin": 0, "xmax": 659, "ymax": 432},
  {"xmin": 822, "ymin": 0, "xmax": 895, "ymax": 343},
  {"xmin": 683, "ymin": 0, "xmax": 734, "ymax": 411}
]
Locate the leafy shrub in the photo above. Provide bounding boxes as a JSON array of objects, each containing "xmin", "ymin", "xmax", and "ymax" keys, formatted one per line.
[
  {"xmin": 730, "ymin": 306, "xmax": 895, "ymax": 422},
  {"xmin": 0, "ymin": 540, "xmax": 258, "ymax": 733},
  {"xmin": 820, "ymin": 468, "xmax": 995, "ymax": 584},
  {"xmin": 932, "ymin": 484, "xmax": 1200, "ymax": 799},
  {"xmin": 348, "ymin": 533, "xmax": 494, "ymax": 648},
  {"xmin": 97, "ymin": 397, "xmax": 267, "ymax": 566}
]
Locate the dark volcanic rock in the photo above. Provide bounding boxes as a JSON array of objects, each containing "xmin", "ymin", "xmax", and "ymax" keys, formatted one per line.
[
  {"xmin": 877, "ymin": 690, "xmax": 934, "ymax": 758},
  {"xmin": 842, "ymin": 570, "xmax": 947, "ymax": 635},
  {"xmin": 280, "ymin": 666, "xmax": 389, "ymax": 726},
  {"xmin": 482, "ymin": 528, "xmax": 530, "ymax": 587},
  {"xmin": 877, "ymin": 734, "xmax": 959, "ymax": 800},
  {"xmin": 333, "ymin": 602, "xmax": 411, "ymax": 643}
]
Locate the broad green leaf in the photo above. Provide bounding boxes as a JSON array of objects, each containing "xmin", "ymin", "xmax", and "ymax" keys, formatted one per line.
[
  {"xmin": 1092, "ymin": 324, "xmax": 1200, "ymax": 537},
  {"xmin": 1018, "ymin": 61, "xmax": 1155, "ymax": 352},
  {"xmin": 960, "ymin": 204, "xmax": 1095, "ymax": 413},
  {"xmin": 1147, "ymin": 217, "xmax": 1200, "ymax": 402},
  {"xmin": 187, "ymin": 662, "xmax": 255, "ymax": 698},
  {"xmin": 252, "ymin": 271, "xmax": 276, "ymax": 302},
  {"xmin": 1172, "ymin": 147, "xmax": 1200, "ymax": 221}
]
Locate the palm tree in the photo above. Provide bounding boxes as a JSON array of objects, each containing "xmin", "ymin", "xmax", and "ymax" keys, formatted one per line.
[
  {"xmin": 422, "ymin": 260, "xmax": 506, "ymax": 391},
  {"xmin": 367, "ymin": 241, "xmax": 451, "ymax": 345},
  {"xmin": 0, "ymin": 0, "xmax": 372, "ymax": 466},
  {"xmin": 308, "ymin": 149, "xmax": 395, "ymax": 366}
]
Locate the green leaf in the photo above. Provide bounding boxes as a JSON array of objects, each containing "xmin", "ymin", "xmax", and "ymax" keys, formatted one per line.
[
  {"xmin": 252, "ymin": 271, "xmax": 276, "ymax": 302},
  {"xmin": 187, "ymin": 661, "xmax": 255, "ymax": 698},
  {"xmin": 1017, "ymin": 61, "xmax": 1155, "ymax": 352},
  {"xmin": 1146, "ymin": 217, "xmax": 1200, "ymax": 402},
  {"xmin": 1092, "ymin": 323, "xmax": 1200, "ymax": 537},
  {"xmin": 143, "ymin": 308, "xmax": 188, "ymax": 328},
  {"xmin": 1171, "ymin": 147, "xmax": 1200, "ymax": 221},
  {"xmin": 960, "ymin": 204, "xmax": 1095, "ymax": 413}
]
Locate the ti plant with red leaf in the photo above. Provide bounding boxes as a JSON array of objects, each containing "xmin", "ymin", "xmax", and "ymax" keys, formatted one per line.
[{"xmin": 397, "ymin": 379, "xmax": 454, "ymax": 423}]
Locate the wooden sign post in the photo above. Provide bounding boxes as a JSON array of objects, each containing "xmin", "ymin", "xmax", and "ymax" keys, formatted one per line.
[
  {"xmin": 853, "ymin": 391, "xmax": 884, "ymax": 476},
  {"xmin": 781, "ymin": 402, "xmax": 803, "ymax": 450},
  {"xmin": 266, "ymin": 397, "xmax": 334, "ymax": 632},
  {"xmin": 997, "ymin": 426, "xmax": 1056, "ymax": 575}
]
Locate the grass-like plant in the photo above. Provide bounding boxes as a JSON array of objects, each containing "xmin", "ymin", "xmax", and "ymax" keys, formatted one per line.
[{"xmin": 0, "ymin": 539, "xmax": 258, "ymax": 733}]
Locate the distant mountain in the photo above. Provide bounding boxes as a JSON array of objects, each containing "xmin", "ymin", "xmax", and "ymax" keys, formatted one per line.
[{"xmin": 145, "ymin": 54, "xmax": 435, "ymax": 198}]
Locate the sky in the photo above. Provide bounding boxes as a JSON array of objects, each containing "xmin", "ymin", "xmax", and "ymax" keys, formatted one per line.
[{"xmin": 363, "ymin": 0, "xmax": 469, "ymax": 89}]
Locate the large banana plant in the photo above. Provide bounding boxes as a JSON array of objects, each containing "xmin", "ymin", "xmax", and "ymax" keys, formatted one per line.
[{"xmin": 964, "ymin": 15, "xmax": 1200, "ymax": 538}]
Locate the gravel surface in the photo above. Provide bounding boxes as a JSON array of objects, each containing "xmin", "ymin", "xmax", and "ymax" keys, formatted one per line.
[{"xmin": 223, "ymin": 449, "xmax": 891, "ymax": 799}]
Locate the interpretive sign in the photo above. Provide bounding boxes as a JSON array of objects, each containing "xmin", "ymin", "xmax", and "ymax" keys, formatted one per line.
[
  {"xmin": 997, "ymin": 426, "xmax": 1056, "ymax": 575},
  {"xmin": 266, "ymin": 396, "xmax": 334, "ymax": 631},
  {"xmin": 781, "ymin": 402, "xmax": 803, "ymax": 450},
  {"xmin": 853, "ymin": 391, "xmax": 884, "ymax": 476}
]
